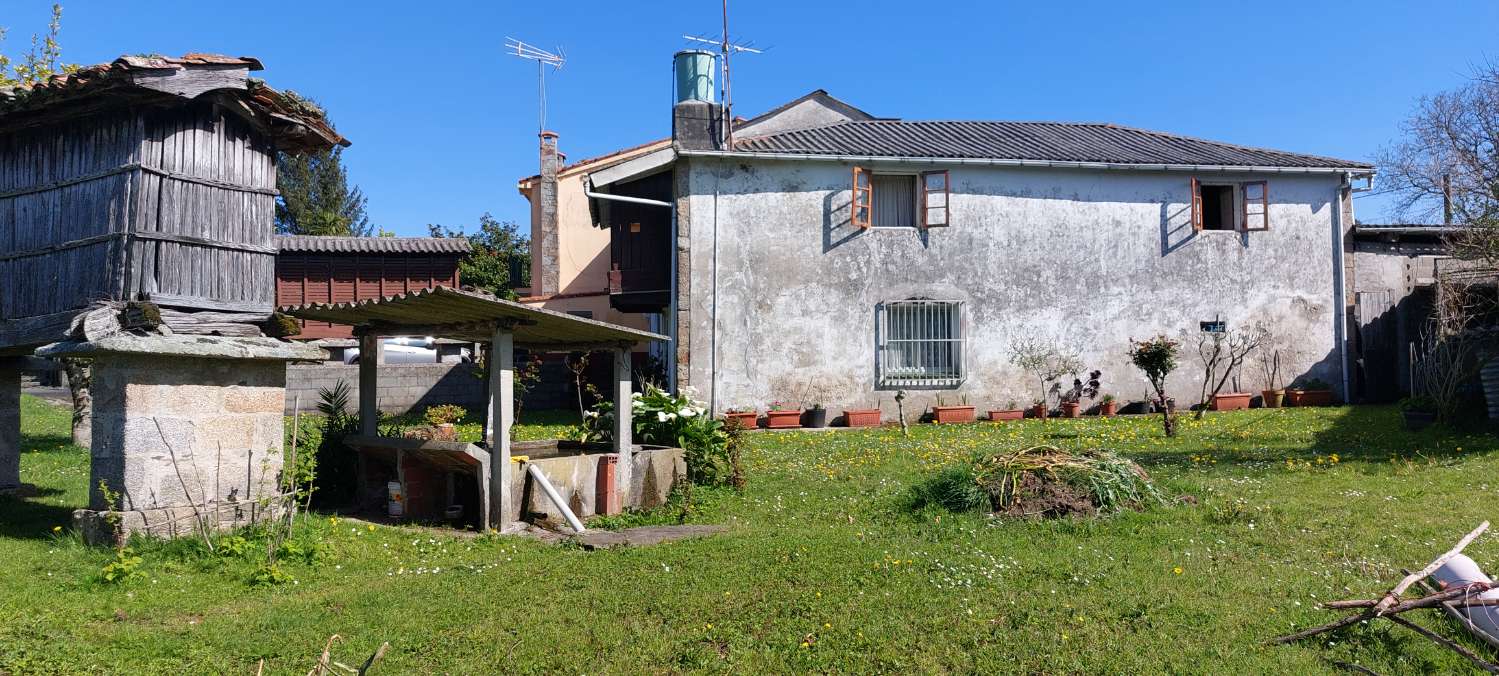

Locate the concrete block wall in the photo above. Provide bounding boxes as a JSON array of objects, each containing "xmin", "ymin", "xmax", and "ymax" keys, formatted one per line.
[{"xmin": 285, "ymin": 363, "xmax": 487, "ymax": 416}]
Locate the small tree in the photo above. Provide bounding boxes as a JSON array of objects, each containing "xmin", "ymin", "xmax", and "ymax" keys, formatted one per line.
[
  {"xmin": 1191, "ymin": 322, "xmax": 1268, "ymax": 419},
  {"xmin": 1129, "ymin": 335, "xmax": 1181, "ymax": 437},
  {"xmin": 1008, "ymin": 336, "xmax": 1081, "ymax": 415}
]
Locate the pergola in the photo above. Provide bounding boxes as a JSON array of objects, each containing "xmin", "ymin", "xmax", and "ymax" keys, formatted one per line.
[{"xmin": 284, "ymin": 286, "xmax": 668, "ymax": 531}]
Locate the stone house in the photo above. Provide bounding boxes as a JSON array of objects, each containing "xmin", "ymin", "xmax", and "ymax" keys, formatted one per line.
[{"xmin": 525, "ymin": 55, "xmax": 1376, "ymax": 419}]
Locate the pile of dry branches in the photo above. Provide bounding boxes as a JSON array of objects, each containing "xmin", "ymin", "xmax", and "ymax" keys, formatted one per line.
[{"xmin": 1269, "ymin": 521, "xmax": 1499, "ymax": 673}]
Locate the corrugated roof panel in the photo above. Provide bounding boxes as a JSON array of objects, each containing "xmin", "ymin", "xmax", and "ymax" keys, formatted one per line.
[
  {"xmin": 275, "ymin": 236, "xmax": 472, "ymax": 255},
  {"xmin": 733, "ymin": 120, "xmax": 1372, "ymax": 169},
  {"xmin": 282, "ymin": 286, "xmax": 667, "ymax": 349}
]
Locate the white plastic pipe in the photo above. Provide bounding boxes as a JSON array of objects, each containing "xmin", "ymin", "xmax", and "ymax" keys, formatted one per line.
[{"xmin": 525, "ymin": 463, "xmax": 586, "ymax": 533}]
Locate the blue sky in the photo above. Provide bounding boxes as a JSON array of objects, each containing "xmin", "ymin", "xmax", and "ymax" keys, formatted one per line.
[{"xmin": 16, "ymin": 0, "xmax": 1499, "ymax": 235}]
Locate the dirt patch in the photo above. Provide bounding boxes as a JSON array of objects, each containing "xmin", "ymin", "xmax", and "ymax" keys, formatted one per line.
[{"xmin": 995, "ymin": 472, "xmax": 1098, "ymax": 518}]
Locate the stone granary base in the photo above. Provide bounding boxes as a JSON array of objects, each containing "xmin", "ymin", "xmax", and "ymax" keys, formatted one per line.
[{"xmin": 39, "ymin": 336, "xmax": 324, "ymax": 545}]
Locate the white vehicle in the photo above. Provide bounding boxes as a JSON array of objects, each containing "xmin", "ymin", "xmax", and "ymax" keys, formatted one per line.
[{"xmin": 343, "ymin": 337, "xmax": 471, "ymax": 364}]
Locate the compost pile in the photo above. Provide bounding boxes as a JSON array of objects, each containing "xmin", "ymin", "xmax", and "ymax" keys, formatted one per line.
[{"xmin": 916, "ymin": 445, "xmax": 1163, "ymax": 518}]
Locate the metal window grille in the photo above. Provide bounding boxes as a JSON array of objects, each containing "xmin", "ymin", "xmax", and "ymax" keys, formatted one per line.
[{"xmin": 879, "ymin": 300, "xmax": 965, "ymax": 387}]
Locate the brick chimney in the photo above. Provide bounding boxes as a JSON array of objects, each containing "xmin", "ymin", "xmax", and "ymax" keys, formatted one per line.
[{"xmin": 537, "ymin": 130, "xmax": 561, "ymax": 296}]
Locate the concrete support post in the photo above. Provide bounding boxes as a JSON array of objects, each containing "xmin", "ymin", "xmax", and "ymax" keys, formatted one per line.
[
  {"xmin": 0, "ymin": 357, "xmax": 22, "ymax": 491},
  {"xmin": 357, "ymin": 333, "xmax": 382, "ymax": 436},
  {"xmin": 613, "ymin": 347, "xmax": 633, "ymax": 502},
  {"xmin": 487, "ymin": 328, "xmax": 515, "ymax": 530}
]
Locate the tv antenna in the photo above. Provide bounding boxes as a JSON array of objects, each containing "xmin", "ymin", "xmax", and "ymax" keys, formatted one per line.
[
  {"xmin": 683, "ymin": 0, "xmax": 764, "ymax": 147},
  {"xmin": 506, "ymin": 37, "xmax": 566, "ymax": 133}
]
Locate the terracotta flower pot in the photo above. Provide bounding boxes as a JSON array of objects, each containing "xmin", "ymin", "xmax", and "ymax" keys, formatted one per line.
[
  {"xmin": 1098, "ymin": 401, "xmax": 1118, "ymax": 417},
  {"xmin": 843, "ymin": 409, "xmax": 881, "ymax": 428},
  {"xmin": 1261, "ymin": 389, "xmax": 1285, "ymax": 409},
  {"xmin": 931, "ymin": 405, "xmax": 976, "ymax": 424},
  {"xmin": 723, "ymin": 411, "xmax": 758, "ymax": 429},
  {"xmin": 434, "ymin": 423, "xmax": 457, "ymax": 442},
  {"xmin": 1210, "ymin": 393, "xmax": 1252, "ymax": 411},
  {"xmin": 1060, "ymin": 402, "xmax": 1081, "ymax": 418},
  {"xmin": 1287, "ymin": 389, "xmax": 1335, "ymax": 407},
  {"xmin": 988, "ymin": 409, "xmax": 1024, "ymax": 422},
  {"xmin": 1028, "ymin": 403, "xmax": 1048, "ymax": 419},
  {"xmin": 765, "ymin": 410, "xmax": 801, "ymax": 429}
]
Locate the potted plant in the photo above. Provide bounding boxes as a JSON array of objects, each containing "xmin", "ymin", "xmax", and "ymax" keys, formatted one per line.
[
  {"xmin": 931, "ymin": 395, "xmax": 976, "ymax": 424},
  {"xmin": 422, "ymin": 404, "xmax": 466, "ymax": 442},
  {"xmin": 1257, "ymin": 342, "xmax": 1285, "ymax": 409},
  {"xmin": 765, "ymin": 402, "xmax": 802, "ymax": 429},
  {"xmin": 1209, "ymin": 392, "xmax": 1252, "ymax": 411},
  {"xmin": 1097, "ymin": 394, "xmax": 1118, "ymax": 417},
  {"xmin": 1028, "ymin": 399, "xmax": 1049, "ymax": 419},
  {"xmin": 1192, "ymin": 322, "xmax": 1268, "ymax": 418},
  {"xmin": 843, "ymin": 407, "xmax": 882, "ymax": 427},
  {"xmin": 1399, "ymin": 396, "xmax": 1438, "ymax": 431},
  {"xmin": 988, "ymin": 399, "xmax": 1024, "ymax": 422},
  {"xmin": 803, "ymin": 403, "xmax": 828, "ymax": 429},
  {"xmin": 723, "ymin": 408, "xmax": 758, "ymax": 429},
  {"xmin": 1287, "ymin": 378, "xmax": 1336, "ymax": 407},
  {"xmin": 1009, "ymin": 336, "xmax": 1081, "ymax": 424},
  {"xmin": 1057, "ymin": 370, "xmax": 1101, "ymax": 419}
]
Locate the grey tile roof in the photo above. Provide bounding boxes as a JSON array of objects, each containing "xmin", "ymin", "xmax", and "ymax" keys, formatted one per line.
[
  {"xmin": 275, "ymin": 236, "xmax": 471, "ymax": 255},
  {"xmin": 733, "ymin": 120, "xmax": 1373, "ymax": 170}
]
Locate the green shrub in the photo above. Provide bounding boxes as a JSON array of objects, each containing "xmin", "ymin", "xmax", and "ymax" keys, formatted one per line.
[
  {"xmin": 99, "ymin": 548, "xmax": 144, "ymax": 584},
  {"xmin": 911, "ymin": 463, "xmax": 988, "ymax": 512},
  {"xmin": 582, "ymin": 385, "xmax": 738, "ymax": 487},
  {"xmin": 424, "ymin": 404, "xmax": 467, "ymax": 426}
]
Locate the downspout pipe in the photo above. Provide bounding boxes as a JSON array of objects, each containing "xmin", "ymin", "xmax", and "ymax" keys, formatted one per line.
[
  {"xmin": 1333, "ymin": 174, "xmax": 1351, "ymax": 402},
  {"xmin": 525, "ymin": 463, "xmax": 587, "ymax": 534}
]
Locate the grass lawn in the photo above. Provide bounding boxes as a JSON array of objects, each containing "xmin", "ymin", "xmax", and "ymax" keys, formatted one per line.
[{"xmin": 4, "ymin": 395, "xmax": 1499, "ymax": 672}]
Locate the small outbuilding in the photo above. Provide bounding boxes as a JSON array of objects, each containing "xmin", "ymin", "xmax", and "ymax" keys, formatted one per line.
[{"xmin": 285, "ymin": 285, "xmax": 679, "ymax": 531}]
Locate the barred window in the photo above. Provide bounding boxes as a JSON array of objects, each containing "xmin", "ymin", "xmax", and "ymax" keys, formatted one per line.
[{"xmin": 878, "ymin": 299, "xmax": 965, "ymax": 387}]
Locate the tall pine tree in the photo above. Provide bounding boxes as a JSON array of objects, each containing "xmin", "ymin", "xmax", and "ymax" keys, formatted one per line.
[{"xmin": 275, "ymin": 146, "xmax": 373, "ymax": 236}]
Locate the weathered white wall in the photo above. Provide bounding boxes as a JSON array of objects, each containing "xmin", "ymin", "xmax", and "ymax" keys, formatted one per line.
[{"xmin": 682, "ymin": 158, "xmax": 1347, "ymax": 417}]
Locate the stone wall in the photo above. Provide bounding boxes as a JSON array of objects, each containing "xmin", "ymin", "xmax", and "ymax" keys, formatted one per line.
[
  {"xmin": 682, "ymin": 158, "xmax": 1349, "ymax": 417},
  {"xmin": 80, "ymin": 354, "xmax": 287, "ymax": 541}
]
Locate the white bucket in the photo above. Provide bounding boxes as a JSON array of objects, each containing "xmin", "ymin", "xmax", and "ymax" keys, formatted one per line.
[
  {"xmin": 1432, "ymin": 554, "xmax": 1499, "ymax": 639},
  {"xmin": 386, "ymin": 481, "xmax": 404, "ymax": 518}
]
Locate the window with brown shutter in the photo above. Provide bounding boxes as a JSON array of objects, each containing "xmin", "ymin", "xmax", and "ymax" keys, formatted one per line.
[
  {"xmin": 852, "ymin": 166, "xmax": 872, "ymax": 229},
  {"xmin": 1190, "ymin": 178, "xmax": 1270, "ymax": 232},
  {"xmin": 1190, "ymin": 177, "xmax": 1204, "ymax": 231},
  {"xmin": 921, "ymin": 170, "xmax": 949, "ymax": 227}
]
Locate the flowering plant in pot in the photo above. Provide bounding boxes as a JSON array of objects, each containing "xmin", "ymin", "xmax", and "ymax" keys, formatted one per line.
[
  {"xmin": 1057, "ymin": 369, "xmax": 1101, "ymax": 418},
  {"xmin": 1398, "ymin": 396, "xmax": 1438, "ymax": 431},
  {"xmin": 931, "ymin": 395, "xmax": 976, "ymax": 424},
  {"xmin": 421, "ymin": 404, "xmax": 466, "ymax": 441},
  {"xmin": 722, "ymin": 407, "xmax": 758, "ymax": 429},
  {"xmin": 765, "ymin": 401, "xmax": 802, "ymax": 429},
  {"xmin": 1097, "ymin": 393, "xmax": 1118, "ymax": 417},
  {"xmin": 988, "ymin": 399, "xmax": 1024, "ymax": 422},
  {"xmin": 1287, "ymin": 378, "xmax": 1335, "ymax": 407}
]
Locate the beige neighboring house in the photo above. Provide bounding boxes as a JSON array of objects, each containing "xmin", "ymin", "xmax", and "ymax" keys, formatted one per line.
[{"xmin": 515, "ymin": 135, "xmax": 669, "ymax": 334}]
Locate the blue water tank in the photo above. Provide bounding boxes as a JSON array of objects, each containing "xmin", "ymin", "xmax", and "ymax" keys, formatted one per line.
[{"xmin": 674, "ymin": 50, "xmax": 717, "ymax": 104}]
